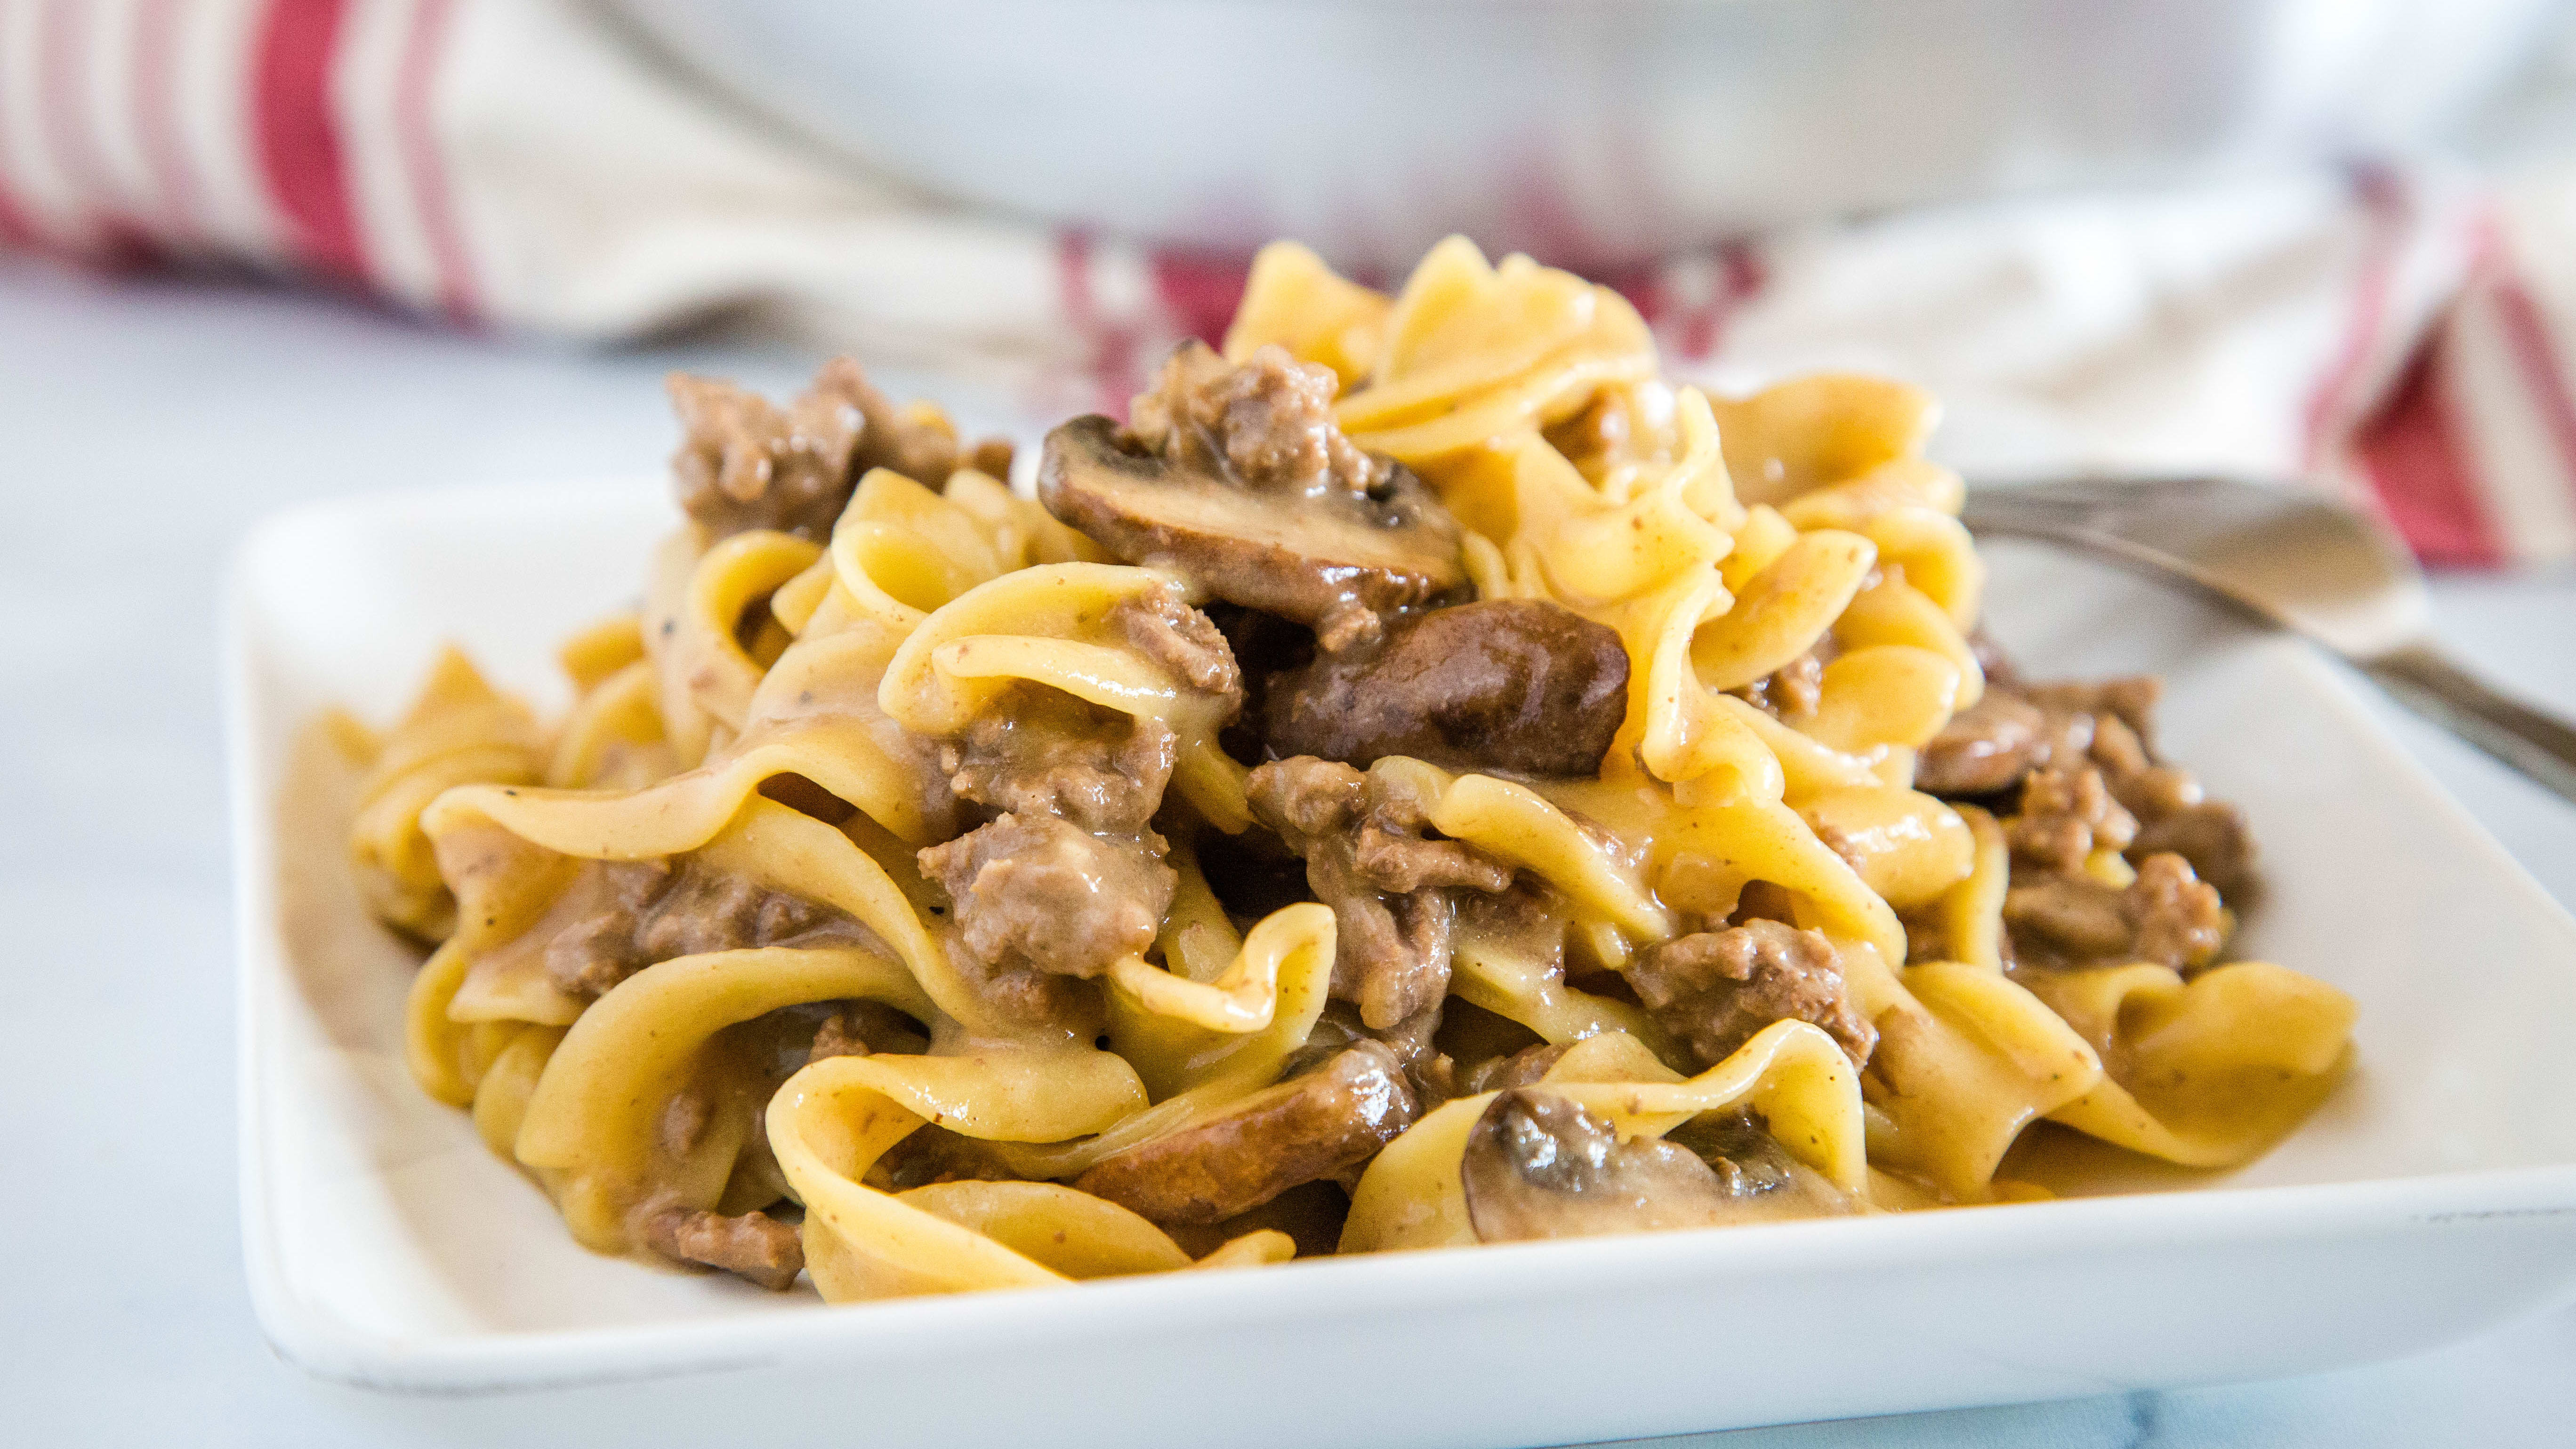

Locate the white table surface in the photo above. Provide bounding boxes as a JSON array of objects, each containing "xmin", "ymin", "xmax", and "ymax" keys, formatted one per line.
[{"xmin": 4, "ymin": 256, "xmax": 2573, "ymax": 1448}]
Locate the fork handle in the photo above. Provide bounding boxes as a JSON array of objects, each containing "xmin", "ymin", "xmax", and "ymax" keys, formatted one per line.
[{"xmin": 2362, "ymin": 643, "xmax": 2576, "ymax": 807}]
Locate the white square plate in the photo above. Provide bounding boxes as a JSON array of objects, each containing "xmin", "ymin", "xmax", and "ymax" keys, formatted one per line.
[{"xmin": 228, "ymin": 480, "xmax": 2576, "ymax": 1447}]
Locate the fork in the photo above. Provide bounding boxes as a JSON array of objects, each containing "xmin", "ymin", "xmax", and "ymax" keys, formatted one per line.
[{"xmin": 1959, "ymin": 475, "xmax": 2576, "ymax": 807}]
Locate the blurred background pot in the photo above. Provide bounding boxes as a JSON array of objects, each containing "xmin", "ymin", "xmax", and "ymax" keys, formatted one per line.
[{"xmin": 606, "ymin": 0, "xmax": 2566, "ymax": 268}]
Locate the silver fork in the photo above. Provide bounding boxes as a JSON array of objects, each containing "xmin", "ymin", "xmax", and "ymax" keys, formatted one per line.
[{"xmin": 1960, "ymin": 475, "xmax": 2576, "ymax": 806}]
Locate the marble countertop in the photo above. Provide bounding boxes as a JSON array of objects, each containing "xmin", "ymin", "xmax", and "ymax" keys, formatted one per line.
[{"xmin": 4, "ymin": 258, "xmax": 2572, "ymax": 1448}]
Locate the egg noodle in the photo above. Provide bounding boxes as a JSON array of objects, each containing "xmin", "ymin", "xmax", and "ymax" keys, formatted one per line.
[{"xmin": 331, "ymin": 237, "xmax": 2356, "ymax": 1301}]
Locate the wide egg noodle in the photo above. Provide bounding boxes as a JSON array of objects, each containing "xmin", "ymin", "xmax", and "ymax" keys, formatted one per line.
[
  {"xmin": 410, "ymin": 471, "xmax": 1079, "ymax": 1038},
  {"xmin": 513, "ymin": 941, "xmax": 931, "ymax": 1253},
  {"xmin": 798, "ymin": 466, "xmax": 1095, "ymax": 642},
  {"xmin": 1777, "ymin": 456, "xmax": 1968, "ymax": 532},
  {"xmin": 547, "ymin": 654, "xmax": 678, "ymax": 791},
  {"xmin": 347, "ymin": 647, "xmax": 545, "ymax": 941},
  {"xmin": 1908, "ymin": 804, "xmax": 2012, "ymax": 969},
  {"xmin": 469, "ymin": 1023, "xmax": 566, "ymax": 1169},
  {"xmin": 1865, "ymin": 958, "xmax": 2106, "ymax": 1198},
  {"xmin": 1707, "ymin": 372, "xmax": 1940, "ymax": 507},
  {"xmin": 1336, "ymin": 237, "xmax": 1659, "ymax": 466},
  {"xmin": 2027, "ymin": 961, "xmax": 2359, "ymax": 1167},
  {"xmin": 644, "ymin": 528, "xmax": 823, "ymax": 767},
  {"xmin": 1342, "ymin": 756, "xmax": 1672, "ymax": 1044},
  {"xmin": 1221, "ymin": 239, "xmax": 1391, "ymax": 388},
  {"xmin": 1099, "ymin": 827, "xmax": 1260, "ymax": 1078}
]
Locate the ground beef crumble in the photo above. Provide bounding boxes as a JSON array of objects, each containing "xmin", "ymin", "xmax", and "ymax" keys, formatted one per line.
[
  {"xmin": 1627, "ymin": 919, "xmax": 1878, "ymax": 1071},
  {"xmin": 639, "ymin": 1201, "xmax": 804, "ymax": 1292},
  {"xmin": 1112, "ymin": 580, "xmax": 1247, "ymax": 705},
  {"xmin": 2002, "ymin": 850, "xmax": 2228, "ymax": 974},
  {"xmin": 1125, "ymin": 342, "xmax": 1391, "ymax": 503},
  {"xmin": 1912, "ymin": 646, "xmax": 2257, "ymax": 974},
  {"xmin": 939, "ymin": 687, "xmax": 1176, "ymax": 836},
  {"xmin": 669, "ymin": 356, "xmax": 1012, "ymax": 542},
  {"xmin": 542, "ymin": 857, "xmax": 868, "ymax": 1000},
  {"xmin": 914, "ymin": 589, "xmax": 1242, "ymax": 1008},
  {"xmin": 2007, "ymin": 760, "xmax": 2139, "ymax": 873},
  {"xmin": 1246, "ymin": 756, "xmax": 1514, "ymax": 1030},
  {"xmin": 919, "ymin": 813, "xmax": 1175, "ymax": 980}
]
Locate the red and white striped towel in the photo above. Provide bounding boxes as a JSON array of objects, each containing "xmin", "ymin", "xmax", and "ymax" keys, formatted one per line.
[{"xmin": 8, "ymin": 0, "xmax": 2576, "ymax": 566}]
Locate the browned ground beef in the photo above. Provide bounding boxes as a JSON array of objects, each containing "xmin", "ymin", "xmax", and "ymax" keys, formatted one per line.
[
  {"xmin": 2002, "ymin": 850, "xmax": 2227, "ymax": 973},
  {"xmin": 1247, "ymin": 757, "xmax": 1514, "ymax": 1029},
  {"xmin": 1126, "ymin": 342, "xmax": 1390, "ymax": 501},
  {"xmin": 657, "ymin": 1087, "xmax": 713, "ymax": 1159},
  {"xmin": 915, "ymin": 587, "xmax": 1239, "ymax": 1003},
  {"xmin": 668, "ymin": 356, "xmax": 1011, "ymax": 541},
  {"xmin": 918, "ymin": 813, "xmax": 1175, "ymax": 980},
  {"xmin": 1072, "ymin": 1043, "xmax": 1417, "ymax": 1224},
  {"xmin": 667, "ymin": 371, "xmax": 860, "ymax": 542},
  {"xmin": 1914, "ymin": 656, "xmax": 2257, "ymax": 972},
  {"xmin": 1111, "ymin": 580, "xmax": 1247, "ymax": 705},
  {"xmin": 805, "ymin": 1008, "xmax": 872, "ymax": 1063},
  {"xmin": 1627, "ymin": 919, "xmax": 1878, "ymax": 1071},
  {"xmin": 2007, "ymin": 761, "xmax": 2139, "ymax": 873},
  {"xmin": 2123, "ymin": 852, "xmax": 2230, "ymax": 970},
  {"xmin": 1261, "ymin": 598, "xmax": 1630, "ymax": 777},
  {"xmin": 940, "ymin": 689, "xmax": 1176, "ymax": 835},
  {"xmin": 639, "ymin": 1203, "xmax": 804, "ymax": 1291},
  {"xmin": 542, "ymin": 858, "xmax": 865, "ymax": 999}
]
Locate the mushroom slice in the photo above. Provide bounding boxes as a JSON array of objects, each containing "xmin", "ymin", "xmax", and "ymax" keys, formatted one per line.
[
  {"xmin": 1074, "ymin": 1043, "xmax": 1418, "ymax": 1224},
  {"xmin": 1460, "ymin": 1090, "xmax": 1851, "ymax": 1243},
  {"xmin": 1038, "ymin": 414, "xmax": 1465, "ymax": 652}
]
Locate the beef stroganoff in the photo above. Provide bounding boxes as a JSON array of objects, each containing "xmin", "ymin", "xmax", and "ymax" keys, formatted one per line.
[{"xmin": 327, "ymin": 237, "xmax": 2357, "ymax": 1301}]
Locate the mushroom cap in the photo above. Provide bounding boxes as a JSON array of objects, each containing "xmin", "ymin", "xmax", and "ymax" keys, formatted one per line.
[
  {"xmin": 1459, "ymin": 1089, "xmax": 1852, "ymax": 1243},
  {"xmin": 1039, "ymin": 414, "xmax": 1465, "ymax": 649}
]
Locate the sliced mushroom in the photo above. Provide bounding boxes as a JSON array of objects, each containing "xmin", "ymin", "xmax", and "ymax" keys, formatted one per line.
[
  {"xmin": 1459, "ymin": 1090, "xmax": 1851, "ymax": 1243},
  {"xmin": 1038, "ymin": 347, "xmax": 1465, "ymax": 652},
  {"xmin": 1262, "ymin": 598, "xmax": 1630, "ymax": 776},
  {"xmin": 1663, "ymin": 1106, "xmax": 1851, "ymax": 1208},
  {"xmin": 1073, "ymin": 1042, "xmax": 1417, "ymax": 1224}
]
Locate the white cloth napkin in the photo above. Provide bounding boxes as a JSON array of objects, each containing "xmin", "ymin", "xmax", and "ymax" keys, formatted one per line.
[{"xmin": 7, "ymin": 0, "xmax": 2575, "ymax": 565}]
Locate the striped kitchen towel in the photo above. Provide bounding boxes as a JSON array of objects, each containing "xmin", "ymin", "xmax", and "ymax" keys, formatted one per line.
[{"xmin": 6, "ymin": 0, "xmax": 2575, "ymax": 565}]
